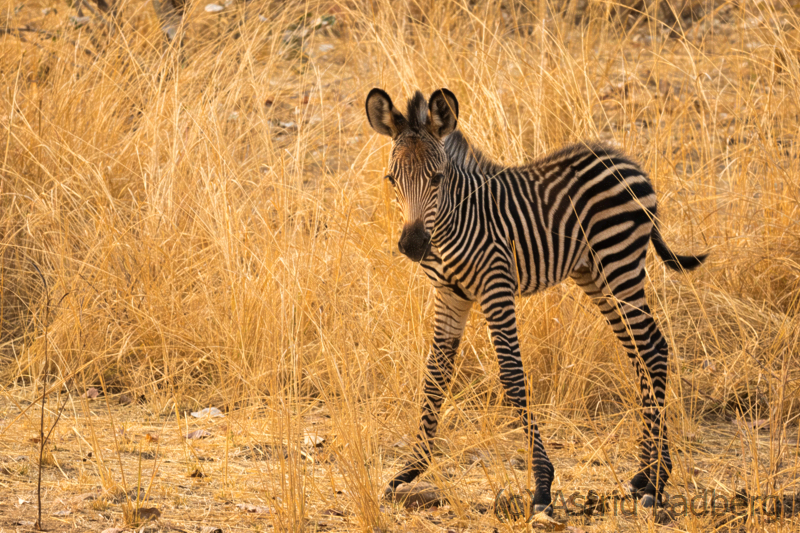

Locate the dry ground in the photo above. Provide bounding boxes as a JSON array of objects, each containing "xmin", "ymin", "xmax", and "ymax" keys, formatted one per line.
[
  {"xmin": 0, "ymin": 395, "xmax": 799, "ymax": 532},
  {"xmin": 2, "ymin": 0, "xmax": 800, "ymax": 532}
]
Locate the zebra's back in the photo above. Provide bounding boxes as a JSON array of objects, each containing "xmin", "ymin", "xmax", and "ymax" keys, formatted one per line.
[{"xmin": 441, "ymin": 141, "xmax": 657, "ymax": 296}]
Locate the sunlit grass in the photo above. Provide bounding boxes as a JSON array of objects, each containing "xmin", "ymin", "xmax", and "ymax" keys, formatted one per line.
[{"xmin": 1, "ymin": 0, "xmax": 800, "ymax": 531}]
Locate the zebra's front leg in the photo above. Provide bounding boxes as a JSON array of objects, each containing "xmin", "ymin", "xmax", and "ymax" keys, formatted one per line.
[
  {"xmin": 386, "ymin": 290, "xmax": 472, "ymax": 492},
  {"xmin": 481, "ymin": 288, "xmax": 554, "ymax": 515}
]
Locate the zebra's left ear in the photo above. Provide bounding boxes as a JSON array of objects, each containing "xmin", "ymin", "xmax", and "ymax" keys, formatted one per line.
[{"xmin": 427, "ymin": 88, "xmax": 459, "ymax": 139}]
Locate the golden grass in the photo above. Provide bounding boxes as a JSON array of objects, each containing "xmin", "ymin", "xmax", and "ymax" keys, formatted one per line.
[{"xmin": 1, "ymin": 0, "xmax": 800, "ymax": 531}]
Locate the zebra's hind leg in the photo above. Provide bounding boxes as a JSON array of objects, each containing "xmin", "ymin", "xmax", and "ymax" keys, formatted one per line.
[
  {"xmin": 386, "ymin": 290, "xmax": 472, "ymax": 494},
  {"xmin": 571, "ymin": 265, "xmax": 671, "ymax": 508},
  {"xmin": 480, "ymin": 287, "xmax": 554, "ymax": 515}
]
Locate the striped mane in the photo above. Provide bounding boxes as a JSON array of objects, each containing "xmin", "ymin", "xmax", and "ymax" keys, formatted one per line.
[{"xmin": 444, "ymin": 131, "xmax": 505, "ymax": 176}]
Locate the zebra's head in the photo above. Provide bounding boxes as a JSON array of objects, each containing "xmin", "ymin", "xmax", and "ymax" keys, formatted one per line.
[{"xmin": 365, "ymin": 88, "xmax": 459, "ymax": 262}]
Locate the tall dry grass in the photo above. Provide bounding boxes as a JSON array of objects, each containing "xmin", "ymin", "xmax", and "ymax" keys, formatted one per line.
[{"xmin": 2, "ymin": 0, "xmax": 800, "ymax": 531}]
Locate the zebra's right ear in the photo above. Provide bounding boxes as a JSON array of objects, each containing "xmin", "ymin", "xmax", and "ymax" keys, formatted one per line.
[{"xmin": 366, "ymin": 89, "xmax": 408, "ymax": 139}]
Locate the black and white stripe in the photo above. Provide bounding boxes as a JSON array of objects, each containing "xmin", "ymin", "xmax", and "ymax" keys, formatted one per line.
[{"xmin": 365, "ymin": 89, "xmax": 706, "ymax": 512}]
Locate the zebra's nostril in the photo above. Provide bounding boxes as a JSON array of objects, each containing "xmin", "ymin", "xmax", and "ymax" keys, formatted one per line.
[{"xmin": 398, "ymin": 241, "xmax": 405, "ymax": 254}]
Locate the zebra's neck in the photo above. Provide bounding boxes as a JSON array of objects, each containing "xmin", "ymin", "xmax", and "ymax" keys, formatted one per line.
[
  {"xmin": 444, "ymin": 131, "xmax": 505, "ymax": 176},
  {"xmin": 434, "ymin": 164, "xmax": 485, "ymax": 236}
]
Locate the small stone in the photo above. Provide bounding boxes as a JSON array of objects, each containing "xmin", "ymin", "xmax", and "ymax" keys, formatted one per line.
[
  {"xmin": 136, "ymin": 507, "xmax": 161, "ymax": 521},
  {"xmin": 118, "ymin": 393, "xmax": 133, "ymax": 406},
  {"xmin": 83, "ymin": 387, "xmax": 99, "ymax": 399},
  {"xmin": 236, "ymin": 502, "xmax": 270, "ymax": 514},
  {"xmin": 508, "ymin": 456, "xmax": 526, "ymax": 470}
]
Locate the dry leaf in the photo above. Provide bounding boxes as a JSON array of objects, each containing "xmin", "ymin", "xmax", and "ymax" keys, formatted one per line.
[
  {"xmin": 737, "ymin": 419, "xmax": 769, "ymax": 432},
  {"xmin": 186, "ymin": 429, "xmax": 212, "ymax": 440},
  {"xmin": 52, "ymin": 509, "xmax": 72, "ymax": 517},
  {"xmin": 304, "ymin": 434, "xmax": 325, "ymax": 447},
  {"xmin": 191, "ymin": 407, "xmax": 224, "ymax": 419},
  {"xmin": 145, "ymin": 433, "xmax": 159, "ymax": 443},
  {"xmin": 190, "ymin": 468, "xmax": 205, "ymax": 478},
  {"xmin": 530, "ymin": 511, "xmax": 565, "ymax": 531},
  {"xmin": 200, "ymin": 527, "xmax": 223, "ymax": 533},
  {"xmin": 83, "ymin": 387, "xmax": 99, "ymax": 399},
  {"xmin": 101, "ymin": 529, "xmax": 124, "ymax": 533}
]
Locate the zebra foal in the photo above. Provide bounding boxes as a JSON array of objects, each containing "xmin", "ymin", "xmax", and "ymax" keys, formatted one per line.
[{"xmin": 365, "ymin": 87, "xmax": 706, "ymax": 512}]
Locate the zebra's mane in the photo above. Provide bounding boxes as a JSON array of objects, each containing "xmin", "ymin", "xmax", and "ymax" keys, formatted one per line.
[
  {"xmin": 444, "ymin": 131, "xmax": 505, "ymax": 175},
  {"xmin": 405, "ymin": 91, "xmax": 429, "ymax": 133},
  {"xmin": 446, "ymin": 132, "xmax": 628, "ymax": 178}
]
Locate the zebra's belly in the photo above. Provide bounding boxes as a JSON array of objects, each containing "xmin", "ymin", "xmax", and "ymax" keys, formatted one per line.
[
  {"xmin": 515, "ymin": 240, "xmax": 591, "ymax": 296},
  {"xmin": 422, "ymin": 234, "xmax": 589, "ymax": 301}
]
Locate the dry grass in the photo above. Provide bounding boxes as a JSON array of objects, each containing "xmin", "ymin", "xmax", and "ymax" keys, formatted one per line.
[{"xmin": 1, "ymin": 0, "xmax": 800, "ymax": 531}]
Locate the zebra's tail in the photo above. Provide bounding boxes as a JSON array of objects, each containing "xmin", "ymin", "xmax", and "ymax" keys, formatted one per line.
[{"xmin": 651, "ymin": 222, "xmax": 707, "ymax": 272}]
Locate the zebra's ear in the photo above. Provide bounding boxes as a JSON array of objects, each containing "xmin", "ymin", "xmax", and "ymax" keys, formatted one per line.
[
  {"xmin": 428, "ymin": 88, "xmax": 459, "ymax": 139},
  {"xmin": 366, "ymin": 89, "xmax": 408, "ymax": 139}
]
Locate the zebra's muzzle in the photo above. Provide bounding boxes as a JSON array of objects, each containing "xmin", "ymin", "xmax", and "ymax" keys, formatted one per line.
[{"xmin": 398, "ymin": 220, "xmax": 430, "ymax": 263}]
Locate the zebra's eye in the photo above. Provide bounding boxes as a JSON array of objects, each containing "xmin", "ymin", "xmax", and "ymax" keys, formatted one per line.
[
  {"xmin": 431, "ymin": 173, "xmax": 443, "ymax": 187},
  {"xmin": 385, "ymin": 174, "xmax": 396, "ymax": 186}
]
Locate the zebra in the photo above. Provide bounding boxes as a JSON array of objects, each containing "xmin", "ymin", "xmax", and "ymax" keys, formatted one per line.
[{"xmin": 365, "ymin": 87, "xmax": 706, "ymax": 513}]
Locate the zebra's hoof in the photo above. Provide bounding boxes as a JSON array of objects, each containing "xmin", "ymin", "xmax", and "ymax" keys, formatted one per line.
[
  {"xmin": 625, "ymin": 482, "xmax": 650, "ymax": 499},
  {"xmin": 639, "ymin": 494, "xmax": 656, "ymax": 509},
  {"xmin": 624, "ymin": 473, "xmax": 651, "ymax": 498},
  {"xmin": 533, "ymin": 503, "xmax": 553, "ymax": 516}
]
